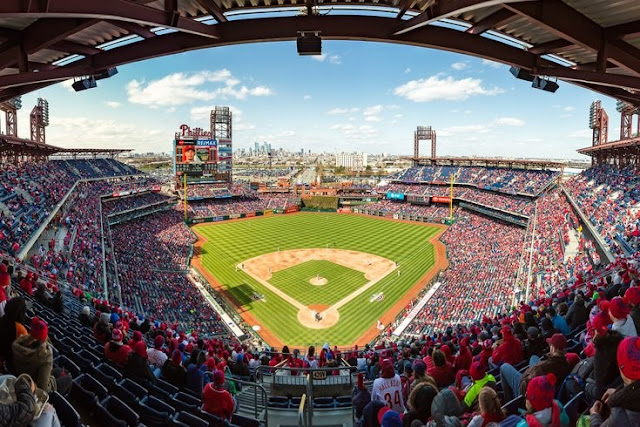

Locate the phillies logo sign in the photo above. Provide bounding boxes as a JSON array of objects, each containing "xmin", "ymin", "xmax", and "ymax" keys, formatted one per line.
[{"xmin": 179, "ymin": 124, "xmax": 211, "ymax": 138}]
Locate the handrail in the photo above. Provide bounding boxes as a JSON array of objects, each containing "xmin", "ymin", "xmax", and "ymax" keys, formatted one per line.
[
  {"xmin": 202, "ymin": 371, "xmax": 269, "ymax": 426},
  {"xmin": 298, "ymin": 394, "xmax": 307, "ymax": 427}
]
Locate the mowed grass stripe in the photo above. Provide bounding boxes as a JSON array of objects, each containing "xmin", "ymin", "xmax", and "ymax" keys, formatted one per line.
[
  {"xmin": 268, "ymin": 260, "xmax": 368, "ymax": 306},
  {"xmin": 197, "ymin": 213, "xmax": 439, "ymax": 345}
]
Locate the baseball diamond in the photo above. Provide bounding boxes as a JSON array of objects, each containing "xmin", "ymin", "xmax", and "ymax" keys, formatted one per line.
[{"xmin": 191, "ymin": 212, "xmax": 447, "ymax": 347}]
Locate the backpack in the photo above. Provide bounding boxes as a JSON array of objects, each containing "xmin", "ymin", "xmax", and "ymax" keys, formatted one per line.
[{"xmin": 557, "ymin": 358, "xmax": 593, "ymax": 403}]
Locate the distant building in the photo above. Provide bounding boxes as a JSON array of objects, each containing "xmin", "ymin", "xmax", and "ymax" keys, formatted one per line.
[{"xmin": 335, "ymin": 152, "xmax": 368, "ymax": 170}]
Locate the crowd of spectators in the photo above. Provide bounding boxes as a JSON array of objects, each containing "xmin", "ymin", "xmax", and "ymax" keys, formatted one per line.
[
  {"xmin": 102, "ymin": 191, "xmax": 170, "ymax": 216},
  {"xmin": 401, "ymin": 211, "xmax": 526, "ymax": 336},
  {"xmin": 188, "ymin": 197, "xmax": 267, "ymax": 218},
  {"xmin": 392, "ymin": 166, "xmax": 559, "ymax": 195},
  {"xmin": 360, "ymin": 200, "xmax": 455, "ymax": 220},
  {"xmin": 564, "ymin": 165, "xmax": 640, "ymax": 256},
  {"xmin": 381, "ymin": 183, "xmax": 534, "ymax": 216},
  {"xmin": 110, "ymin": 208, "xmax": 228, "ymax": 334}
]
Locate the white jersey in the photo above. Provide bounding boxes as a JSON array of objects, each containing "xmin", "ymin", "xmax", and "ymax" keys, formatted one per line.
[{"xmin": 372, "ymin": 374, "xmax": 404, "ymax": 413}]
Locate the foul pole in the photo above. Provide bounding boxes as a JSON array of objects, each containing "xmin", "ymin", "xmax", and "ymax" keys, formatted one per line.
[
  {"xmin": 449, "ymin": 174, "xmax": 454, "ymax": 220},
  {"xmin": 183, "ymin": 174, "xmax": 188, "ymax": 221}
]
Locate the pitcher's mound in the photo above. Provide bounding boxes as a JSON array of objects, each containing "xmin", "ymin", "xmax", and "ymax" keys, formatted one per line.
[
  {"xmin": 309, "ymin": 276, "xmax": 328, "ymax": 286},
  {"xmin": 297, "ymin": 305, "xmax": 339, "ymax": 329}
]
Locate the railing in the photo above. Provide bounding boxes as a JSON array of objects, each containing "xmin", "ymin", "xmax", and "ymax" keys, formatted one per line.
[
  {"xmin": 298, "ymin": 394, "xmax": 308, "ymax": 427},
  {"xmin": 203, "ymin": 372, "xmax": 269, "ymax": 425}
]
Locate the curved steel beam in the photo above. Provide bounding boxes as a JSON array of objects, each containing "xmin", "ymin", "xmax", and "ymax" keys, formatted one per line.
[
  {"xmin": 0, "ymin": 0, "xmax": 219, "ymax": 39},
  {"xmin": 0, "ymin": 15, "xmax": 637, "ymax": 105},
  {"xmin": 394, "ymin": 0, "xmax": 530, "ymax": 36},
  {"xmin": 0, "ymin": 15, "xmax": 544, "ymax": 89}
]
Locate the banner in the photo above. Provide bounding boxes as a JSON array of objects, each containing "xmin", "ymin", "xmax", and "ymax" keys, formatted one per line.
[
  {"xmin": 263, "ymin": 210, "xmax": 274, "ymax": 216},
  {"xmin": 229, "ymin": 213, "xmax": 241, "ymax": 219},
  {"xmin": 285, "ymin": 206, "xmax": 299, "ymax": 214},
  {"xmin": 338, "ymin": 207, "xmax": 351, "ymax": 213},
  {"xmin": 431, "ymin": 196, "xmax": 451, "ymax": 204},
  {"xmin": 246, "ymin": 212, "xmax": 256, "ymax": 218},
  {"xmin": 386, "ymin": 192, "xmax": 405, "ymax": 200}
]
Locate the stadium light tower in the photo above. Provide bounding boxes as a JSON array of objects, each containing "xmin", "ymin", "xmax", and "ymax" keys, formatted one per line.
[{"xmin": 413, "ymin": 126, "xmax": 437, "ymax": 165}]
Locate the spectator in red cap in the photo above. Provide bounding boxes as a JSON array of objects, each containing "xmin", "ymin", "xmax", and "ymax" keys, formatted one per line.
[
  {"xmin": 518, "ymin": 374, "xmax": 569, "ymax": 426},
  {"xmin": 607, "ymin": 297, "xmax": 637, "ymax": 337},
  {"xmin": 462, "ymin": 361, "xmax": 497, "ymax": 411},
  {"xmin": 590, "ymin": 336, "xmax": 640, "ymax": 426},
  {"xmin": 147, "ymin": 335, "xmax": 167, "ymax": 378},
  {"xmin": 372, "ymin": 358, "xmax": 404, "ymax": 413},
  {"xmin": 623, "ymin": 286, "xmax": 640, "ymax": 333},
  {"xmin": 19, "ymin": 272, "xmax": 33, "ymax": 296},
  {"xmin": 104, "ymin": 328, "xmax": 131, "ymax": 367},
  {"xmin": 203, "ymin": 370, "xmax": 235, "ymax": 420},
  {"xmin": 11, "ymin": 317, "xmax": 71, "ymax": 394},
  {"xmin": 162, "ymin": 350, "xmax": 186, "ymax": 389},
  {"xmin": 491, "ymin": 326, "xmax": 524, "ymax": 367},
  {"xmin": 500, "ymin": 333, "xmax": 571, "ymax": 402}
]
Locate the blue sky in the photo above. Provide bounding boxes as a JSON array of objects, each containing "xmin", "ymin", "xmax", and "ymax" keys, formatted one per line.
[{"xmin": 16, "ymin": 40, "xmax": 619, "ymax": 159}]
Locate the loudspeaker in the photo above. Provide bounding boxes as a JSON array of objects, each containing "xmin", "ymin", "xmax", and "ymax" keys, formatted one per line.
[
  {"xmin": 297, "ymin": 35, "xmax": 321, "ymax": 55},
  {"xmin": 94, "ymin": 67, "xmax": 118, "ymax": 80},
  {"xmin": 509, "ymin": 66, "xmax": 535, "ymax": 82},
  {"xmin": 71, "ymin": 77, "xmax": 97, "ymax": 92},
  {"xmin": 532, "ymin": 77, "xmax": 559, "ymax": 93}
]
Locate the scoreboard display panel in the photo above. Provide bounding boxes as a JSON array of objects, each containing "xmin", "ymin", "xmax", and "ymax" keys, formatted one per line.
[{"xmin": 174, "ymin": 137, "xmax": 218, "ymax": 177}]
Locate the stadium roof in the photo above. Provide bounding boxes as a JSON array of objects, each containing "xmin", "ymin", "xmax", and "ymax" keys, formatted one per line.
[{"xmin": 0, "ymin": 0, "xmax": 639, "ymax": 104}]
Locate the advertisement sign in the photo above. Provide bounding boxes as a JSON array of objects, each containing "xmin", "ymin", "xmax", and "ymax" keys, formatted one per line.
[
  {"xmin": 285, "ymin": 206, "xmax": 299, "ymax": 214},
  {"xmin": 386, "ymin": 192, "xmax": 405, "ymax": 200},
  {"xmin": 229, "ymin": 213, "xmax": 241, "ymax": 219},
  {"xmin": 431, "ymin": 196, "xmax": 451, "ymax": 204},
  {"xmin": 263, "ymin": 210, "xmax": 274, "ymax": 216},
  {"xmin": 213, "ymin": 216, "xmax": 224, "ymax": 222},
  {"xmin": 246, "ymin": 212, "xmax": 256, "ymax": 218}
]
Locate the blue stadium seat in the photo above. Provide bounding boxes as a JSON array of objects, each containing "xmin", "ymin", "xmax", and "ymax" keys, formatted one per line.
[
  {"xmin": 54, "ymin": 355, "xmax": 82, "ymax": 378},
  {"xmin": 231, "ymin": 414, "xmax": 260, "ymax": 427},
  {"xmin": 118, "ymin": 378, "xmax": 148, "ymax": 400},
  {"xmin": 267, "ymin": 395, "xmax": 289, "ymax": 408},
  {"xmin": 71, "ymin": 374, "xmax": 108, "ymax": 410},
  {"xmin": 139, "ymin": 395, "xmax": 176, "ymax": 426},
  {"xmin": 197, "ymin": 410, "xmax": 227, "ymax": 427},
  {"xmin": 49, "ymin": 390, "xmax": 83, "ymax": 427},
  {"xmin": 336, "ymin": 395, "xmax": 352, "ymax": 408},
  {"xmin": 92, "ymin": 363, "xmax": 123, "ymax": 389},
  {"xmin": 173, "ymin": 411, "xmax": 209, "ymax": 427},
  {"xmin": 170, "ymin": 392, "xmax": 201, "ymax": 413},
  {"xmin": 96, "ymin": 396, "xmax": 139, "ymax": 427},
  {"xmin": 71, "ymin": 349, "xmax": 101, "ymax": 371},
  {"xmin": 312, "ymin": 397, "xmax": 335, "ymax": 409},
  {"xmin": 565, "ymin": 391, "xmax": 589, "ymax": 425}
]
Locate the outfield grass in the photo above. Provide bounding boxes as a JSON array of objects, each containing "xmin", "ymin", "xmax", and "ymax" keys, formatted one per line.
[
  {"xmin": 196, "ymin": 213, "xmax": 440, "ymax": 346},
  {"xmin": 268, "ymin": 260, "xmax": 368, "ymax": 306}
]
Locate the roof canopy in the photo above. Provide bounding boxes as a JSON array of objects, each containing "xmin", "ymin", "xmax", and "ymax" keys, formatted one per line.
[{"xmin": 0, "ymin": 0, "xmax": 639, "ymax": 104}]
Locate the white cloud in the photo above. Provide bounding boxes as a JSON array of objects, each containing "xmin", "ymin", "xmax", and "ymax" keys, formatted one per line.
[
  {"xmin": 303, "ymin": 94, "xmax": 312, "ymax": 100},
  {"xmin": 481, "ymin": 59, "xmax": 502, "ymax": 68},
  {"xmin": 126, "ymin": 70, "xmax": 273, "ymax": 108},
  {"xmin": 567, "ymin": 129, "xmax": 591, "ymax": 139},
  {"xmin": 105, "ymin": 101, "xmax": 121, "ymax": 108},
  {"xmin": 451, "ymin": 62, "xmax": 468, "ymax": 71},
  {"xmin": 495, "ymin": 117, "xmax": 525, "ymax": 126},
  {"xmin": 311, "ymin": 53, "xmax": 341, "ymax": 64},
  {"xmin": 189, "ymin": 105, "xmax": 255, "ymax": 131},
  {"xmin": 404, "ymin": 68, "xmax": 411, "ymax": 74},
  {"xmin": 394, "ymin": 114, "xmax": 404, "ymax": 118},
  {"xmin": 48, "ymin": 117, "xmax": 167, "ymax": 152},
  {"xmin": 363, "ymin": 105, "xmax": 383, "ymax": 116},
  {"xmin": 564, "ymin": 106, "xmax": 575, "ymax": 112},
  {"xmin": 365, "ymin": 116, "xmax": 381, "ymax": 122},
  {"xmin": 393, "ymin": 75, "xmax": 503, "ymax": 102},
  {"xmin": 326, "ymin": 107, "xmax": 359, "ymax": 115}
]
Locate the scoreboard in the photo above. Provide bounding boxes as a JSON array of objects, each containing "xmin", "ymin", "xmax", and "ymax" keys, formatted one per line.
[{"xmin": 174, "ymin": 136, "xmax": 218, "ymax": 177}]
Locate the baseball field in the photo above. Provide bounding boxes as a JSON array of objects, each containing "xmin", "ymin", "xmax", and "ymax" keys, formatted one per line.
[{"xmin": 192, "ymin": 212, "xmax": 447, "ymax": 347}]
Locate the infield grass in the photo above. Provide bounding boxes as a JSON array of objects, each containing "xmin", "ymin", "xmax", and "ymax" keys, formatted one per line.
[
  {"xmin": 196, "ymin": 213, "xmax": 440, "ymax": 346},
  {"xmin": 268, "ymin": 260, "xmax": 367, "ymax": 306}
]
